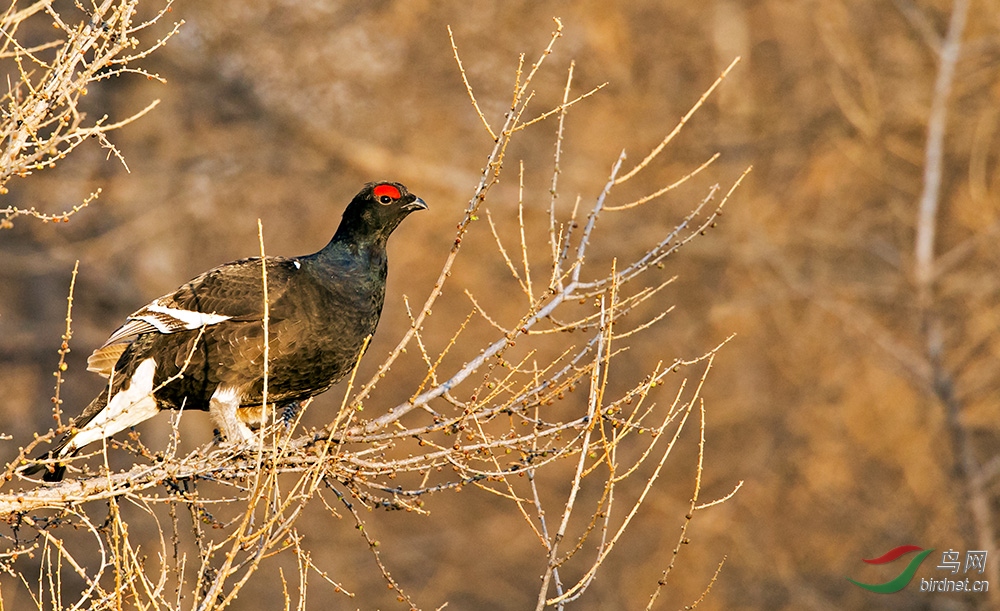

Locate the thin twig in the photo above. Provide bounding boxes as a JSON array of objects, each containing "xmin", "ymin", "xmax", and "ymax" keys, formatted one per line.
[{"xmin": 615, "ymin": 57, "xmax": 740, "ymax": 185}]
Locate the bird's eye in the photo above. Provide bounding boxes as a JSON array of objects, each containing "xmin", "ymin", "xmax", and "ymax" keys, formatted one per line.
[{"xmin": 379, "ymin": 195, "xmax": 392, "ymax": 204}]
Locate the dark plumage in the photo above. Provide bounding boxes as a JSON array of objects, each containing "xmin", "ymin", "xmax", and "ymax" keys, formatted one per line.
[{"xmin": 23, "ymin": 182, "xmax": 426, "ymax": 481}]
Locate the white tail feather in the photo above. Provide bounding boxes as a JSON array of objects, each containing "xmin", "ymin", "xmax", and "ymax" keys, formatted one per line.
[{"xmin": 64, "ymin": 358, "xmax": 160, "ymax": 456}]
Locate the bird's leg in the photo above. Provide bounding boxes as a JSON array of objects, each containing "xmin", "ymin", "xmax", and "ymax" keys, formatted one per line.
[
  {"xmin": 280, "ymin": 401, "xmax": 302, "ymax": 431},
  {"xmin": 209, "ymin": 386, "xmax": 255, "ymax": 446}
]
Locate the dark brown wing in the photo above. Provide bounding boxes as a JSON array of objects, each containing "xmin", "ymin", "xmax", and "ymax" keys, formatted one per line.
[{"xmin": 87, "ymin": 257, "xmax": 300, "ymax": 376}]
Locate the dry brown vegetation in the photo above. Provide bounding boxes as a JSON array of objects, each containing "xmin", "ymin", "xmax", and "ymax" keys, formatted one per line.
[
  {"xmin": 0, "ymin": 1, "xmax": 178, "ymax": 228},
  {"xmin": 1, "ymin": 1, "xmax": 999, "ymax": 610}
]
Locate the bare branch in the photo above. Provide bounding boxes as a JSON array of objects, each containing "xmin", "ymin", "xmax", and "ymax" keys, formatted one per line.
[{"xmin": 616, "ymin": 56, "xmax": 740, "ymax": 185}]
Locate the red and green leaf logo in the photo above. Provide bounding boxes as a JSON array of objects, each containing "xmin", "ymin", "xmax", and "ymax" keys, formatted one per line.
[{"xmin": 847, "ymin": 545, "xmax": 935, "ymax": 593}]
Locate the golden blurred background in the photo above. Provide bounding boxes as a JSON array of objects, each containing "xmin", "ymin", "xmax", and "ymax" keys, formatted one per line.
[{"xmin": 2, "ymin": 1, "xmax": 999, "ymax": 609}]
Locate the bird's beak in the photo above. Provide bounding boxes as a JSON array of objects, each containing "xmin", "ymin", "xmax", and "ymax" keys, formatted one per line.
[{"xmin": 403, "ymin": 197, "xmax": 428, "ymax": 212}]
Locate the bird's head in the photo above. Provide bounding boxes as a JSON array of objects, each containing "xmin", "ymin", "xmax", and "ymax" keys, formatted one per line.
[{"xmin": 336, "ymin": 181, "xmax": 427, "ymax": 243}]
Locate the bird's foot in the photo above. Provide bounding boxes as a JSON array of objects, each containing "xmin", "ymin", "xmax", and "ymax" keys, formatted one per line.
[
  {"xmin": 280, "ymin": 401, "xmax": 302, "ymax": 431},
  {"xmin": 212, "ymin": 425, "xmax": 258, "ymax": 451}
]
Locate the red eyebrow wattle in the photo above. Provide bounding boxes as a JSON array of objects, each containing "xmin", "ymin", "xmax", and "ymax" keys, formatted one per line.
[{"xmin": 373, "ymin": 184, "xmax": 401, "ymax": 199}]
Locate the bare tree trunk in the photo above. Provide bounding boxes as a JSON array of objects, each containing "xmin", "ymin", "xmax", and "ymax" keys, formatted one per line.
[{"xmin": 912, "ymin": 0, "xmax": 998, "ymax": 604}]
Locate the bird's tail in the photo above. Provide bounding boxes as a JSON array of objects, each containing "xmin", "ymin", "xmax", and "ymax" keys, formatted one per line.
[
  {"xmin": 20, "ymin": 390, "xmax": 110, "ymax": 482},
  {"xmin": 19, "ymin": 449, "xmax": 69, "ymax": 482}
]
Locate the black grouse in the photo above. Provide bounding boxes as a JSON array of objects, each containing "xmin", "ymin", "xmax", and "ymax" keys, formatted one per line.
[{"xmin": 24, "ymin": 181, "xmax": 426, "ymax": 481}]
